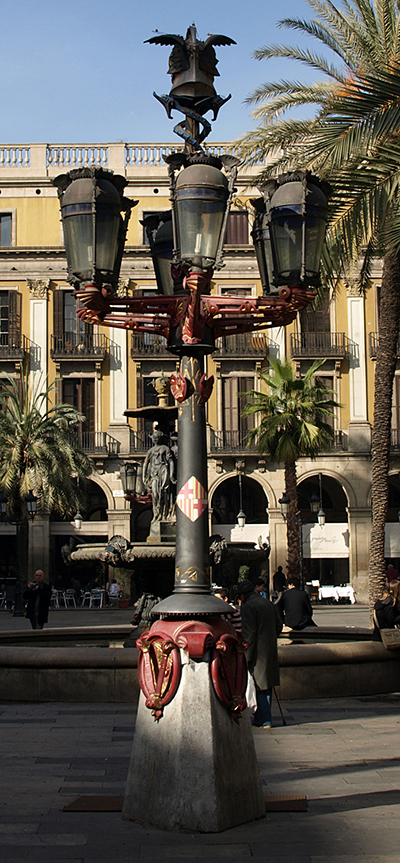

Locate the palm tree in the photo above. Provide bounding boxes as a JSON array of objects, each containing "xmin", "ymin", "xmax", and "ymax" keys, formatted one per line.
[
  {"xmin": 0, "ymin": 371, "xmax": 92, "ymax": 584},
  {"xmin": 239, "ymin": 0, "xmax": 400, "ymax": 611},
  {"xmin": 243, "ymin": 359, "xmax": 338, "ymax": 579}
]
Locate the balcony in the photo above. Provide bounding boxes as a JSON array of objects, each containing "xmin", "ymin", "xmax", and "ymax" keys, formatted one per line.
[
  {"xmin": 369, "ymin": 332, "xmax": 400, "ymax": 360},
  {"xmin": 321, "ymin": 430, "xmax": 347, "ymax": 452},
  {"xmin": 131, "ymin": 333, "xmax": 169, "ymax": 358},
  {"xmin": 50, "ymin": 332, "xmax": 107, "ymax": 361},
  {"xmin": 0, "ymin": 332, "xmax": 27, "ymax": 361},
  {"xmin": 130, "ymin": 430, "xmax": 152, "ymax": 452},
  {"xmin": 209, "ymin": 430, "xmax": 259, "ymax": 453},
  {"xmin": 213, "ymin": 333, "xmax": 268, "ymax": 358},
  {"xmin": 290, "ymin": 332, "xmax": 348, "ymax": 359},
  {"xmin": 78, "ymin": 432, "xmax": 120, "ymax": 455}
]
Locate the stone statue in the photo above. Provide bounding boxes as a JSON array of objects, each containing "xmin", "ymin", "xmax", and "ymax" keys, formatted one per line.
[{"xmin": 143, "ymin": 427, "xmax": 176, "ymax": 523}]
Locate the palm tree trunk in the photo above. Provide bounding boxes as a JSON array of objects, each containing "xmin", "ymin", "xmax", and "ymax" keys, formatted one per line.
[
  {"xmin": 285, "ymin": 461, "xmax": 300, "ymax": 579},
  {"xmin": 369, "ymin": 251, "xmax": 400, "ymax": 617}
]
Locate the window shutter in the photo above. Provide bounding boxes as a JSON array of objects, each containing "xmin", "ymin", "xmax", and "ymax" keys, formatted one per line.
[
  {"xmin": 55, "ymin": 378, "xmax": 63, "ymax": 404},
  {"xmin": 223, "ymin": 378, "xmax": 238, "ymax": 433},
  {"xmin": 53, "ymin": 290, "xmax": 64, "ymax": 337},
  {"xmin": 239, "ymin": 377, "xmax": 254, "ymax": 434},
  {"xmin": 225, "ymin": 212, "xmax": 249, "ymax": 244},
  {"xmin": 136, "ymin": 371, "xmax": 144, "ymax": 435},
  {"xmin": 82, "ymin": 379, "xmax": 95, "ymax": 433},
  {"xmin": 8, "ymin": 291, "xmax": 21, "ymax": 346}
]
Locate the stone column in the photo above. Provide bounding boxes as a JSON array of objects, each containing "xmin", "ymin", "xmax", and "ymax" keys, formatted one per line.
[
  {"xmin": 107, "ymin": 279, "xmax": 130, "ymax": 453},
  {"xmin": 268, "ymin": 507, "xmax": 287, "ymax": 593},
  {"xmin": 347, "ymin": 506, "xmax": 372, "ymax": 603},
  {"xmin": 29, "ymin": 516, "xmax": 50, "ymax": 581},
  {"xmin": 347, "ymin": 283, "xmax": 371, "ymax": 451},
  {"xmin": 27, "ymin": 279, "xmax": 50, "ymax": 412}
]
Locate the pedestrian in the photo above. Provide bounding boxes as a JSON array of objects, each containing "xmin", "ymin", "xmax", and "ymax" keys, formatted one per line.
[
  {"xmin": 213, "ymin": 587, "xmax": 242, "ymax": 633},
  {"xmin": 254, "ymin": 577, "xmax": 268, "ymax": 600},
  {"xmin": 273, "ymin": 565, "xmax": 287, "ymax": 593},
  {"xmin": 237, "ymin": 579, "xmax": 282, "ymax": 729},
  {"xmin": 373, "ymin": 580, "xmax": 400, "ymax": 641},
  {"xmin": 280, "ymin": 576, "xmax": 316, "ymax": 630},
  {"xmin": 23, "ymin": 570, "xmax": 52, "ymax": 630}
]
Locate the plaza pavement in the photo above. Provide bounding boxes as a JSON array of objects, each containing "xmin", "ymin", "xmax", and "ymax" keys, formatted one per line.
[
  {"xmin": 0, "ymin": 602, "xmax": 371, "ymax": 632},
  {"xmin": 1, "ymin": 692, "xmax": 399, "ymax": 863},
  {"xmin": 1, "ymin": 602, "xmax": 398, "ymax": 861}
]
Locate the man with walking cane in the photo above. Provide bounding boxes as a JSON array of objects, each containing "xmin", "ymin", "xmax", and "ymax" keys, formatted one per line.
[{"xmin": 237, "ymin": 579, "xmax": 283, "ymax": 728}]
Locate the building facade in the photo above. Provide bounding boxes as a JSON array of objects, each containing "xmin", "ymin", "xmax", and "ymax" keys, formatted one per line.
[{"xmin": 0, "ymin": 141, "xmax": 397, "ymax": 601}]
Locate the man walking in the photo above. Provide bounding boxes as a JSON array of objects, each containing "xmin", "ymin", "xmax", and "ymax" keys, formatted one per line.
[
  {"xmin": 237, "ymin": 579, "xmax": 282, "ymax": 729},
  {"xmin": 23, "ymin": 570, "xmax": 52, "ymax": 630}
]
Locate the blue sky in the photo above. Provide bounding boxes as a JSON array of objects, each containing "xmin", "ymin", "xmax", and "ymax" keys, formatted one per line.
[{"xmin": 3, "ymin": 0, "xmax": 321, "ymax": 143}]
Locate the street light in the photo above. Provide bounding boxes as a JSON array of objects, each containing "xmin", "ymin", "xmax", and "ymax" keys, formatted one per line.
[
  {"xmin": 73, "ymin": 511, "xmax": 83, "ymax": 530},
  {"xmin": 53, "ymin": 167, "xmax": 136, "ymax": 290},
  {"xmin": 25, "ymin": 490, "xmax": 37, "ymax": 521},
  {"xmin": 251, "ymin": 172, "xmax": 331, "ymax": 291},
  {"xmin": 55, "ymin": 24, "xmax": 332, "ymax": 834}
]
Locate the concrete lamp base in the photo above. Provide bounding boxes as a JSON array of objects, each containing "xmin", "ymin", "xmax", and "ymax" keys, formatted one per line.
[{"xmin": 123, "ymin": 653, "xmax": 265, "ymax": 832}]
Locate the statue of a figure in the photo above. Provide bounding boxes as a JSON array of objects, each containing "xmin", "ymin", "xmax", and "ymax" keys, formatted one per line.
[{"xmin": 143, "ymin": 427, "xmax": 176, "ymax": 522}]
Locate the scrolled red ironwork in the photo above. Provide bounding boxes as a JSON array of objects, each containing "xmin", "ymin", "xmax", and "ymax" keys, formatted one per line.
[
  {"xmin": 136, "ymin": 630, "xmax": 181, "ymax": 721},
  {"xmin": 210, "ymin": 632, "xmax": 248, "ymax": 723},
  {"xmin": 136, "ymin": 617, "xmax": 248, "ymax": 722}
]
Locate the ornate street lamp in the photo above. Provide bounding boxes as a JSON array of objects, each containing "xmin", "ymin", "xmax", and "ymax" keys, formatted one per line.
[
  {"xmin": 25, "ymin": 490, "xmax": 37, "ymax": 521},
  {"xmin": 73, "ymin": 511, "xmax": 83, "ymax": 530},
  {"xmin": 279, "ymin": 492, "xmax": 290, "ymax": 518},
  {"xmin": 53, "ymin": 167, "xmax": 136, "ymax": 290},
  {"xmin": 120, "ymin": 461, "xmax": 144, "ymax": 498},
  {"xmin": 55, "ymin": 24, "xmax": 333, "ymax": 834},
  {"xmin": 141, "ymin": 213, "xmax": 180, "ymax": 296},
  {"xmin": 251, "ymin": 171, "xmax": 332, "ymax": 290}
]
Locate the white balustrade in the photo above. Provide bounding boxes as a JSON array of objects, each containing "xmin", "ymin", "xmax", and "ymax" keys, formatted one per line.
[
  {"xmin": 0, "ymin": 146, "xmax": 30, "ymax": 168},
  {"xmin": 47, "ymin": 146, "xmax": 109, "ymax": 168},
  {"xmin": 0, "ymin": 142, "xmax": 264, "ymax": 176}
]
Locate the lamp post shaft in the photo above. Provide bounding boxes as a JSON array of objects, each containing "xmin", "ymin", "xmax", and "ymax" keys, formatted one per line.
[
  {"xmin": 174, "ymin": 352, "xmax": 210, "ymax": 595},
  {"xmin": 13, "ymin": 520, "xmax": 24, "ymax": 617}
]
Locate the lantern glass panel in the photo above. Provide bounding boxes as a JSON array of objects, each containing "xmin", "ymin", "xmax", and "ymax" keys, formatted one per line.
[
  {"xmin": 157, "ymin": 255, "xmax": 174, "ymax": 295},
  {"xmin": 96, "ymin": 209, "xmax": 120, "ymax": 271},
  {"xmin": 177, "ymin": 197, "xmax": 225, "ymax": 265},
  {"xmin": 271, "ymin": 213, "xmax": 302, "ymax": 280},
  {"xmin": 63, "ymin": 206, "xmax": 94, "ymax": 276},
  {"xmin": 305, "ymin": 217, "xmax": 326, "ymax": 276}
]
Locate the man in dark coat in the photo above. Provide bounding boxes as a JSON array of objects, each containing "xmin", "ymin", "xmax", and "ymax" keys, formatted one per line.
[
  {"xmin": 23, "ymin": 570, "xmax": 52, "ymax": 630},
  {"xmin": 280, "ymin": 576, "xmax": 316, "ymax": 630},
  {"xmin": 237, "ymin": 579, "xmax": 282, "ymax": 728}
]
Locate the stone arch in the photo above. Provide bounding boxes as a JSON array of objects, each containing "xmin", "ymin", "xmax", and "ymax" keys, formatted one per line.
[
  {"xmin": 297, "ymin": 471, "xmax": 349, "ymax": 523},
  {"xmin": 210, "ymin": 473, "xmax": 269, "ymax": 525},
  {"xmin": 88, "ymin": 472, "xmax": 114, "ymax": 511},
  {"xmin": 209, "ymin": 471, "xmax": 276, "ymax": 510},
  {"xmin": 297, "ymin": 468, "xmax": 356, "ymax": 509}
]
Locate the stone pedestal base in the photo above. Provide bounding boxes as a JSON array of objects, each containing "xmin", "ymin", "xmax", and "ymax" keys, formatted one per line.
[
  {"xmin": 147, "ymin": 519, "xmax": 176, "ymax": 543},
  {"xmin": 123, "ymin": 654, "xmax": 265, "ymax": 832}
]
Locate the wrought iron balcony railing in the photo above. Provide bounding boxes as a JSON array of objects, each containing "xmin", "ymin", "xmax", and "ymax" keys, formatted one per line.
[
  {"xmin": 131, "ymin": 333, "xmax": 169, "ymax": 357},
  {"xmin": 0, "ymin": 332, "xmax": 27, "ymax": 360},
  {"xmin": 320, "ymin": 430, "xmax": 347, "ymax": 451},
  {"xmin": 130, "ymin": 430, "xmax": 153, "ymax": 452},
  {"xmin": 78, "ymin": 432, "xmax": 120, "ymax": 455},
  {"xmin": 213, "ymin": 333, "xmax": 267, "ymax": 358},
  {"xmin": 209, "ymin": 430, "xmax": 259, "ymax": 453},
  {"xmin": 369, "ymin": 332, "xmax": 400, "ymax": 359},
  {"xmin": 50, "ymin": 332, "xmax": 107, "ymax": 360},
  {"xmin": 290, "ymin": 332, "xmax": 348, "ymax": 359}
]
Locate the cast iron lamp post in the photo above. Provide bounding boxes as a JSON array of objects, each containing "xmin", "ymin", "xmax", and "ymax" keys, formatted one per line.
[
  {"xmin": 309, "ymin": 472, "xmax": 326, "ymax": 526},
  {"xmin": 54, "ymin": 24, "xmax": 331, "ymax": 832}
]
